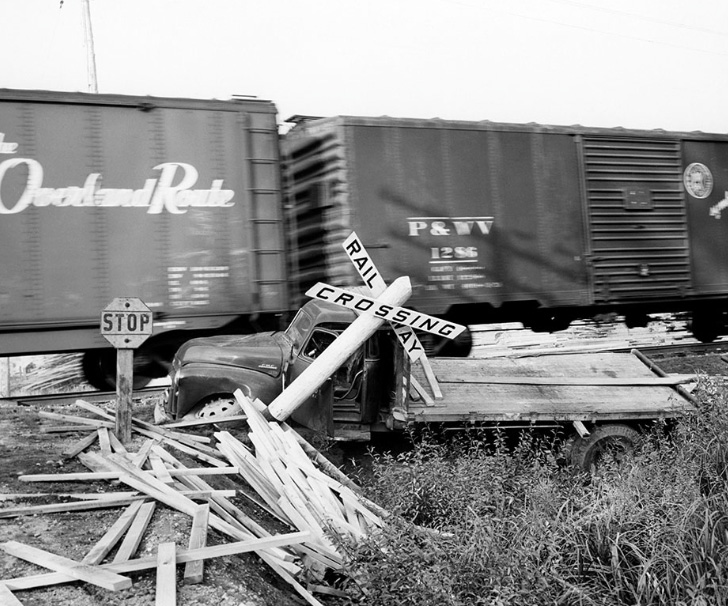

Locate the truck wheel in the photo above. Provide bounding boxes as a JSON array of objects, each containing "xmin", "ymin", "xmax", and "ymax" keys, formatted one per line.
[
  {"xmin": 184, "ymin": 395, "xmax": 241, "ymax": 421},
  {"xmin": 569, "ymin": 424, "xmax": 640, "ymax": 472},
  {"xmin": 82, "ymin": 349, "xmax": 154, "ymax": 391}
]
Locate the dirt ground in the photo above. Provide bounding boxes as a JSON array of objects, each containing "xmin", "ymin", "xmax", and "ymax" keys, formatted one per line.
[
  {"xmin": 0, "ymin": 351, "xmax": 726, "ymax": 605},
  {"xmin": 0, "ymin": 395, "xmax": 316, "ymax": 606}
]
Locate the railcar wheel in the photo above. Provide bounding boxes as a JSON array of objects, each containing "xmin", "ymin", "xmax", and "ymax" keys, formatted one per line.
[
  {"xmin": 689, "ymin": 313, "xmax": 721, "ymax": 343},
  {"xmin": 569, "ymin": 424, "xmax": 640, "ymax": 472},
  {"xmin": 425, "ymin": 329, "xmax": 473, "ymax": 357},
  {"xmin": 82, "ymin": 349, "xmax": 154, "ymax": 391}
]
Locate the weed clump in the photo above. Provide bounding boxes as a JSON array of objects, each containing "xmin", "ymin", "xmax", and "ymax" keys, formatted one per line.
[{"xmin": 340, "ymin": 379, "xmax": 728, "ymax": 606}]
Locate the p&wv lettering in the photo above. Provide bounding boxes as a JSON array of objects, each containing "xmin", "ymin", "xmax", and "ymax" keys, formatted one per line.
[
  {"xmin": 0, "ymin": 159, "xmax": 235, "ymax": 215},
  {"xmin": 408, "ymin": 216, "xmax": 494, "ymax": 236}
]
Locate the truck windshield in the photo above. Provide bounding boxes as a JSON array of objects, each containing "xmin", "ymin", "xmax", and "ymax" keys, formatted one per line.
[{"xmin": 285, "ymin": 308, "xmax": 314, "ymax": 355}]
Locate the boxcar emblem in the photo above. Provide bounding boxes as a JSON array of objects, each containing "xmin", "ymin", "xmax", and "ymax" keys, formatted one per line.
[{"xmin": 684, "ymin": 163, "xmax": 714, "ymax": 199}]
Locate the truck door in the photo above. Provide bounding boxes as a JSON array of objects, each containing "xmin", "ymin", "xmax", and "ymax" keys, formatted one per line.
[{"xmin": 287, "ymin": 326, "xmax": 378, "ymax": 432}]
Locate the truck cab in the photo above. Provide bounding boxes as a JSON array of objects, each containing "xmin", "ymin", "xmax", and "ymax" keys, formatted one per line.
[{"xmin": 163, "ymin": 299, "xmax": 397, "ymax": 437}]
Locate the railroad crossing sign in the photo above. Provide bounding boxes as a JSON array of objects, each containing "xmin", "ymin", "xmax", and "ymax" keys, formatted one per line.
[
  {"xmin": 101, "ymin": 297, "xmax": 153, "ymax": 349},
  {"xmin": 305, "ymin": 232, "xmax": 468, "ymax": 401}
]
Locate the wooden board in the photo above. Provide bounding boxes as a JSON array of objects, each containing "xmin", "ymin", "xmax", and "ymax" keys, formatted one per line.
[
  {"xmin": 83, "ymin": 501, "xmax": 145, "ymax": 565},
  {"xmin": 156, "ymin": 542, "xmax": 176, "ymax": 606},
  {"xmin": 184, "ymin": 504, "xmax": 209, "ymax": 584},
  {"xmin": 1, "ymin": 540, "xmax": 132, "ymax": 591},
  {"xmin": 113, "ymin": 501, "xmax": 156, "ymax": 563}
]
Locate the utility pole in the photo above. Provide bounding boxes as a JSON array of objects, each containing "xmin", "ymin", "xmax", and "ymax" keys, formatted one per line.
[{"xmin": 81, "ymin": 0, "xmax": 98, "ymax": 93}]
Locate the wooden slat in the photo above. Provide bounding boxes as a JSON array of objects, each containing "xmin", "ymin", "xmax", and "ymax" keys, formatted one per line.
[
  {"xmin": 0, "ymin": 496, "xmax": 144, "ymax": 518},
  {"xmin": 149, "ymin": 454, "xmax": 174, "ymax": 485},
  {"xmin": 163, "ymin": 415, "xmax": 248, "ymax": 428},
  {"xmin": 0, "ymin": 583, "xmax": 24, "ymax": 605},
  {"xmin": 0, "ymin": 492, "xmax": 139, "ymax": 502},
  {"xmin": 62, "ymin": 431, "xmax": 99, "ymax": 459},
  {"xmin": 1, "ymin": 540, "xmax": 132, "ymax": 591},
  {"xmin": 41, "ymin": 425, "xmax": 97, "ymax": 433},
  {"xmin": 131, "ymin": 438, "xmax": 158, "ymax": 468},
  {"xmin": 156, "ymin": 542, "xmax": 177, "ymax": 606},
  {"xmin": 419, "ymin": 357, "xmax": 443, "ymax": 399},
  {"xmin": 184, "ymin": 504, "xmax": 209, "ymax": 584},
  {"xmin": 98, "ymin": 427, "xmax": 113, "ymax": 456},
  {"xmin": 82, "ymin": 501, "xmax": 145, "ymax": 565},
  {"xmin": 113, "ymin": 501, "xmax": 156, "ymax": 563},
  {"xmin": 409, "ymin": 376, "xmax": 434, "ymax": 406},
  {"xmin": 107, "ymin": 430, "xmax": 129, "ymax": 455},
  {"xmin": 38, "ymin": 410, "xmax": 113, "ymax": 428}
]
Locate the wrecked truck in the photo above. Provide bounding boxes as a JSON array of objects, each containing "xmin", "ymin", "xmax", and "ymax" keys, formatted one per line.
[{"xmin": 161, "ymin": 297, "xmax": 696, "ymax": 470}]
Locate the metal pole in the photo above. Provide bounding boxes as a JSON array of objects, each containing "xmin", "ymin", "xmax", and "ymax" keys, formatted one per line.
[{"xmin": 81, "ymin": 0, "xmax": 98, "ymax": 93}]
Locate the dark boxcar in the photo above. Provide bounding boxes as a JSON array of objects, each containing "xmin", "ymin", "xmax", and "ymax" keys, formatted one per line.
[
  {"xmin": 282, "ymin": 117, "xmax": 728, "ymax": 342},
  {"xmin": 0, "ymin": 89, "xmax": 287, "ymax": 387}
]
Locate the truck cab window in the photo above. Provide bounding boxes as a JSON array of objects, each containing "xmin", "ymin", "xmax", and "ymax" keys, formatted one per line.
[{"xmin": 303, "ymin": 329, "xmax": 337, "ymax": 360}]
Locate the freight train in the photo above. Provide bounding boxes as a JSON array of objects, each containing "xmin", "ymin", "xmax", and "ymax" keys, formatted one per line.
[{"xmin": 1, "ymin": 89, "xmax": 726, "ymax": 389}]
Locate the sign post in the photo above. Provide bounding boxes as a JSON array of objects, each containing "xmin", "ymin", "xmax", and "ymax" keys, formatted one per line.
[{"xmin": 100, "ymin": 297, "xmax": 153, "ymax": 443}]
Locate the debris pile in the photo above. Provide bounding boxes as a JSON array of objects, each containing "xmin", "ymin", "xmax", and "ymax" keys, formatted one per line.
[{"xmin": 1, "ymin": 393, "xmax": 384, "ymax": 604}]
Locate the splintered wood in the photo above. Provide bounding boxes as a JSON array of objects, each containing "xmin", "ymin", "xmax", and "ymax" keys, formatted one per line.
[
  {"xmin": 1, "ymin": 395, "xmax": 384, "ymax": 605},
  {"xmin": 220, "ymin": 390, "xmax": 384, "ymax": 549}
]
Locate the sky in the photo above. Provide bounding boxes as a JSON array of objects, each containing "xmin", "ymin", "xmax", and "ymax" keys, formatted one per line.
[{"xmin": 1, "ymin": 0, "xmax": 728, "ymax": 133}]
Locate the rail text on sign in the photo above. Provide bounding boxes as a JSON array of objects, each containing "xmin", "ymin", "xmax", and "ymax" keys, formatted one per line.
[
  {"xmin": 342, "ymin": 232, "xmax": 425, "ymax": 359},
  {"xmin": 305, "ymin": 282, "xmax": 466, "ymax": 338}
]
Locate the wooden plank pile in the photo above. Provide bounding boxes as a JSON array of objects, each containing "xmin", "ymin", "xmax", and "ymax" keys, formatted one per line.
[
  {"xmin": 471, "ymin": 314, "xmax": 728, "ymax": 358},
  {"xmin": 0, "ymin": 394, "xmax": 385, "ymax": 604}
]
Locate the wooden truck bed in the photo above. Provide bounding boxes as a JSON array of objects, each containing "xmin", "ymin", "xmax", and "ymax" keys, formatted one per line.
[{"xmin": 404, "ymin": 351, "xmax": 695, "ymax": 424}]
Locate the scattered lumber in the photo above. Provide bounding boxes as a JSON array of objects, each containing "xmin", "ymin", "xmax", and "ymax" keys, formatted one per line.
[
  {"xmin": 2, "ymin": 388, "xmax": 390, "ymax": 604},
  {"xmin": 218, "ymin": 391, "xmax": 385, "ymax": 554},
  {"xmin": 2, "ymin": 531, "xmax": 312, "ymax": 591}
]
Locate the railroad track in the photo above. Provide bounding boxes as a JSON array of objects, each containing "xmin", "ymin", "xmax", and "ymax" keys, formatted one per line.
[{"xmin": 10, "ymin": 386, "xmax": 167, "ymax": 407}]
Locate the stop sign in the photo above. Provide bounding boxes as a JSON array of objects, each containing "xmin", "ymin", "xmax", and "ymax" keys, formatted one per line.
[{"xmin": 100, "ymin": 297, "xmax": 153, "ymax": 349}]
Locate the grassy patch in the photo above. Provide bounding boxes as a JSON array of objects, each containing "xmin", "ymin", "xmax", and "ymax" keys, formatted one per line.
[{"xmin": 340, "ymin": 378, "xmax": 728, "ymax": 605}]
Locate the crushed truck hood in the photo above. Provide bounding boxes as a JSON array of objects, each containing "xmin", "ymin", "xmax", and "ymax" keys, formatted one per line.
[{"xmin": 176, "ymin": 332, "xmax": 286, "ymax": 378}]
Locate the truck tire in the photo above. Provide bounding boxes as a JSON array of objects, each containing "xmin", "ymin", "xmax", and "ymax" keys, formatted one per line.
[
  {"xmin": 569, "ymin": 424, "xmax": 640, "ymax": 472},
  {"xmin": 82, "ymin": 349, "xmax": 154, "ymax": 391}
]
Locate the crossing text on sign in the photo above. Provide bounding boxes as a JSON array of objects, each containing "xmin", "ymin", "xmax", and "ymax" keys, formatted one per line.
[{"xmin": 305, "ymin": 282, "xmax": 466, "ymax": 338}]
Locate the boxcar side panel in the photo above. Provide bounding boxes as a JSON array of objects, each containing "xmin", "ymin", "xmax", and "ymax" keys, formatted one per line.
[
  {"xmin": 682, "ymin": 140, "xmax": 728, "ymax": 295},
  {"xmin": 347, "ymin": 123, "xmax": 590, "ymax": 314},
  {"xmin": 0, "ymin": 91, "xmax": 286, "ymax": 355}
]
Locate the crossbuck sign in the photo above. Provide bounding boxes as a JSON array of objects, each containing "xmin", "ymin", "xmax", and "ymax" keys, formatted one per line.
[{"xmin": 304, "ymin": 232, "xmax": 466, "ymax": 360}]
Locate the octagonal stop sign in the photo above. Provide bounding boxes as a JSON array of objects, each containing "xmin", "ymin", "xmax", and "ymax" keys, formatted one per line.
[{"xmin": 101, "ymin": 297, "xmax": 153, "ymax": 349}]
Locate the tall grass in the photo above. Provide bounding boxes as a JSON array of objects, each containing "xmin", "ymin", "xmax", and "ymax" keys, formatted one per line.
[{"xmin": 339, "ymin": 378, "xmax": 728, "ymax": 605}]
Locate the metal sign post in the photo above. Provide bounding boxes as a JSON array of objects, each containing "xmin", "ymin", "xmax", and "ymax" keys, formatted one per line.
[{"xmin": 100, "ymin": 297, "xmax": 153, "ymax": 443}]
